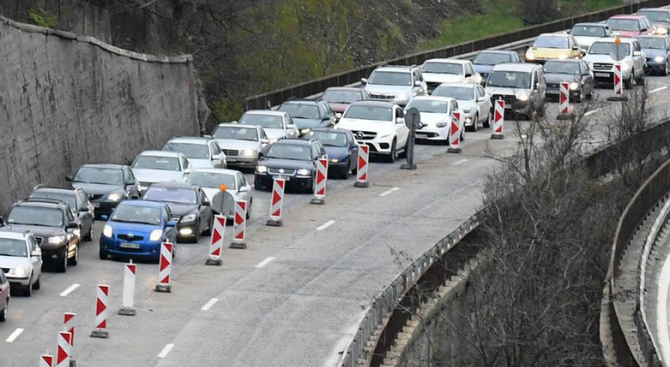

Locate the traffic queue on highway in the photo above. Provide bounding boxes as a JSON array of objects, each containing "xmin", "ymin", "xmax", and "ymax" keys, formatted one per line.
[{"xmin": 0, "ymin": 7, "xmax": 669, "ymax": 324}]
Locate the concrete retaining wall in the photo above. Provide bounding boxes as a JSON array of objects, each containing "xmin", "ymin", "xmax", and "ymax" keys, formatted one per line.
[{"xmin": 0, "ymin": 15, "xmax": 199, "ymax": 214}]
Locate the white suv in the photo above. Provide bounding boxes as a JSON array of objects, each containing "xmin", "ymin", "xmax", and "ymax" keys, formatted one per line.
[
  {"xmin": 361, "ymin": 65, "xmax": 428, "ymax": 107},
  {"xmin": 583, "ymin": 37, "xmax": 646, "ymax": 88},
  {"xmin": 0, "ymin": 230, "xmax": 42, "ymax": 297},
  {"xmin": 337, "ymin": 101, "xmax": 409, "ymax": 163}
]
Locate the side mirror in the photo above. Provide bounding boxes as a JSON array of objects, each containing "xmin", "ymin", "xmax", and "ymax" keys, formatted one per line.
[
  {"xmin": 126, "ymin": 179, "xmax": 136, "ymax": 186},
  {"xmin": 31, "ymin": 249, "xmax": 41, "ymax": 257},
  {"xmin": 66, "ymin": 222, "xmax": 79, "ymax": 230},
  {"xmin": 203, "ymin": 134, "xmax": 212, "ymax": 138},
  {"xmin": 535, "ymin": 83, "xmax": 540, "ymax": 90},
  {"xmin": 65, "ymin": 176, "xmax": 73, "ymax": 182},
  {"xmin": 572, "ymin": 46, "xmax": 579, "ymax": 51},
  {"xmin": 634, "ymin": 51, "xmax": 642, "ymax": 57},
  {"xmin": 101, "ymin": 215, "xmax": 108, "ymax": 221},
  {"xmin": 202, "ymin": 199, "xmax": 211, "ymax": 207},
  {"xmin": 464, "ymin": 73, "xmax": 472, "ymax": 78},
  {"xmin": 396, "ymin": 117, "xmax": 405, "ymax": 124},
  {"xmin": 212, "ymin": 154, "xmax": 222, "ymax": 161},
  {"xmin": 166, "ymin": 220, "xmax": 177, "ymax": 227},
  {"xmin": 80, "ymin": 206, "xmax": 89, "ymax": 212},
  {"xmin": 361, "ymin": 78, "xmax": 368, "ymax": 85},
  {"xmin": 184, "ymin": 168, "xmax": 192, "ymax": 175},
  {"xmin": 260, "ymin": 138, "xmax": 269, "ymax": 144},
  {"xmin": 239, "ymin": 186, "xmax": 249, "ymax": 193},
  {"xmin": 335, "ymin": 113, "xmax": 342, "ymax": 119},
  {"xmin": 477, "ymin": 97, "xmax": 486, "ymax": 102},
  {"xmin": 414, "ymin": 80, "xmax": 422, "ymax": 87}
]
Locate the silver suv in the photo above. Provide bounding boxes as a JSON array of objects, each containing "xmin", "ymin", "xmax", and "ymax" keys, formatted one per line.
[
  {"xmin": 485, "ymin": 63, "xmax": 547, "ymax": 119},
  {"xmin": 361, "ymin": 65, "xmax": 428, "ymax": 107},
  {"xmin": 583, "ymin": 37, "xmax": 646, "ymax": 88}
]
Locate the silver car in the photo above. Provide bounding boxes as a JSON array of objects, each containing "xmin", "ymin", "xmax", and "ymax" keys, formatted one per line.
[
  {"xmin": 131, "ymin": 151, "xmax": 192, "ymax": 193},
  {"xmin": 239, "ymin": 110, "xmax": 299, "ymax": 141},
  {"xmin": 432, "ymin": 83, "xmax": 493, "ymax": 131},
  {"xmin": 485, "ymin": 63, "xmax": 547, "ymax": 119},
  {"xmin": 0, "ymin": 230, "xmax": 42, "ymax": 297},
  {"xmin": 212, "ymin": 123, "xmax": 269, "ymax": 169},
  {"xmin": 162, "ymin": 136, "xmax": 226, "ymax": 169},
  {"xmin": 362, "ymin": 65, "xmax": 428, "ymax": 107},
  {"xmin": 185, "ymin": 168, "xmax": 253, "ymax": 220}
]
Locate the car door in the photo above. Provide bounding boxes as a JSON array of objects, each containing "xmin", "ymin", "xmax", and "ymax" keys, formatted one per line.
[
  {"xmin": 346, "ymin": 131, "xmax": 359, "ymax": 171},
  {"xmin": 197, "ymin": 188, "xmax": 211, "ymax": 232},
  {"xmin": 28, "ymin": 235, "xmax": 42, "ymax": 280},
  {"xmin": 394, "ymin": 106, "xmax": 409, "ymax": 146},
  {"xmin": 75, "ymin": 190, "xmax": 93, "ymax": 235},
  {"xmin": 580, "ymin": 61, "xmax": 594, "ymax": 95},
  {"xmin": 476, "ymin": 86, "xmax": 490, "ymax": 121},
  {"xmin": 633, "ymin": 40, "xmax": 644, "ymax": 74}
]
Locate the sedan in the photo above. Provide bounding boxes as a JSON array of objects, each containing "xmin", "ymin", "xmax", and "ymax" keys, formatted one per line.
[
  {"xmin": 67, "ymin": 164, "xmax": 141, "ymax": 218},
  {"xmin": 638, "ymin": 35, "xmax": 670, "ymax": 75},
  {"xmin": 212, "ymin": 124, "xmax": 269, "ymax": 169},
  {"xmin": 431, "ymin": 83, "xmax": 492, "ymax": 131},
  {"xmin": 186, "ymin": 168, "xmax": 253, "ymax": 219},
  {"xmin": 301, "ymin": 128, "xmax": 359, "ymax": 179},
  {"xmin": 255, "ymin": 139, "xmax": 327, "ymax": 193},
  {"xmin": 0, "ymin": 231, "xmax": 42, "ymax": 297},
  {"xmin": 543, "ymin": 59, "xmax": 594, "ymax": 101},
  {"xmin": 404, "ymin": 96, "xmax": 462, "ymax": 143}
]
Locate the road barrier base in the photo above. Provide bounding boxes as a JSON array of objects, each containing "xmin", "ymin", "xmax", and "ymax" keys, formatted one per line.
[
  {"xmin": 491, "ymin": 134, "xmax": 505, "ymax": 140},
  {"xmin": 556, "ymin": 113, "xmax": 574, "ymax": 120},
  {"xmin": 205, "ymin": 258, "xmax": 223, "ymax": 266},
  {"xmin": 90, "ymin": 329, "xmax": 109, "ymax": 339},
  {"xmin": 607, "ymin": 95, "xmax": 628, "ymax": 102},
  {"xmin": 354, "ymin": 181, "xmax": 369, "ymax": 188},
  {"xmin": 310, "ymin": 198, "xmax": 325, "ymax": 205},
  {"xmin": 230, "ymin": 242, "xmax": 247, "ymax": 250},
  {"xmin": 447, "ymin": 147, "xmax": 462, "ymax": 154},
  {"xmin": 118, "ymin": 307, "xmax": 136, "ymax": 316},
  {"xmin": 70, "ymin": 360, "xmax": 77, "ymax": 367},
  {"xmin": 266, "ymin": 219, "xmax": 283, "ymax": 227},
  {"xmin": 155, "ymin": 284, "xmax": 172, "ymax": 293},
  {"xmin": 400, "ymin": 163, "xmax": 417, "ymax": 170}
]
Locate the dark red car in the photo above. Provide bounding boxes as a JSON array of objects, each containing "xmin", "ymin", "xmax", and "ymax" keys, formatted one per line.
[
  {"xmin": 0, "ymin": 271, "xmax": 9, "ymax": 321},
  {"xmin": 321, "ymin": 87, "xmax": 371, "ymax": 116},
  {"xmin": 607, "ymin": 15, "xmax": 655, "ymax": 37}
]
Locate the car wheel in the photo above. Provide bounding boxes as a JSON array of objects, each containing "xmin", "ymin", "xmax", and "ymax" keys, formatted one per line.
[
  {"xmin": 385, "ymin": 139, "xmax": 397, "ymax": 163},
  {"xmin": 192, "ymin": 222, "xmax": 200, "ymax": 244},
  {"xmin": 84, "ymin": 223, "xmax": 93, "ymax": 241},
  {"xmin": 483, "ymin": 109, "xmax": 492, "ymax": 128},
  {"xmin": 399, "ymin": 138, "xmax": 409, "ymax": 158},
  {"xmin": 203, "ymin": 214, "xmax": 213, "ymax": 236},
  {"xmin": 99, "ymin": 248, "xmax": 108, "ymax": 260},
  {"xmin": 56, "ymin": 248, "xmax": 68, "ymax": 273},
  {"xmin": 246, "ymin": 200, "xmax": 253, "ymax": 219},
  {"xmin": 636, "ymin": 70, "xmax": 645, "ymax": 86},
  {"xmin": 624, "ymin": 72, "xmax": 634, "ymax": 89},
  {"xmin": 0, "ymin": 299, "xmax": 7, "ymax": 322},
  {"xmin": 22, "ymin": 277, "xmax": 32, "ymax": 297},
  {"xmin": 32, "ymin": 274, "xmax": 41, "ymax": 290},
  {"xmin": 68, "ymin": 245, "xmax": 79, "ymax": 266},
  {"xmin": 307, "ymin": 175, "xmax": 316, "ymax": 194},
  {"xmin": 460, "ymin": 126, "xmax": 465, "ymax": 142},
  {"xmin": 664, "ymin": 61, "xmax": 670, "ymax": 77}
]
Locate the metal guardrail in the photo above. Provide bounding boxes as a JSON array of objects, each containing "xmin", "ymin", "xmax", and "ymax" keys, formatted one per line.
[{"xmin": 245, "ymin": 0, "xmax": 670, "ymax": 111}]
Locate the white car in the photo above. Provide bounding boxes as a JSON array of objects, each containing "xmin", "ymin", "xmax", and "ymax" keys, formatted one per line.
[
  {"xmin": 131, "ymin": 151, "xmax": 192, "ymax": 192},
  {"xmin": 0, "ymin": 230, "xmax": 42, "ymax": 297},
  {"xmin": 583, "ymin": 37, "xmax": 646, "ymax": 88},
  {"xmin": 405, "ymin": 96, "xmax": 463, "ymax": 143},
  {"xmin": 337, "ymin": 101, "xmax": 409, "ymax": 163},
  {"xmin": 185, "ymin": 168, "xmax": 253, "ymax": 220},
  {"xmin": 162, "ymin": 136, "xmax": 226, "ymax": 169},
  {"xmin": 239, "ymin": 110, "xmax": 299, "ymax": 142},
  {"xmin": 569, "ymin": 23, "xmax": 612, "ymax": 52},
  {"xmin": 421, "ymin": 59, "xmax": 482, "ymax": 93},
  {"xmin": 432, "ymin": 83, "xmax": 493, "ymax": 132}
]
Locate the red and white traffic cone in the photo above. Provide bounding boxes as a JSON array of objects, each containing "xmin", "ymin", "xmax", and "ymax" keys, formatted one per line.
[
  {"xmin": 310, "ymin": 158, "xmax": 328, "ymax": 205},
  {"xmin": 155, "ymin": 243, "xmax": 173, "ymax": 293},
  {"xmin": 40, "ymin": 354, "xmax": 54, "ymax": 367},
  {"xmin": 491, "ymin": 99, "xmax": 505, "ymax": 139},
  {"xmin": 206, "ymin": 215, "xmax": 226, "ymax": 266},
  {"xmin": 447, "ymin": 111, "xmax": 462, "ymax": 153},
  {"xmin": 230, "ymin": 200, "xmax": 247, "ymax": 249},
  {"xmin": 63, "ymin": 313, "xmax": 75, "ymax": 346},
  {"xmin": 90, "ymin": 285, "xmax": 109, "ymax": 338},
  {"xmin": 607, "ymin": 63, "xmax": 628, "ymax": 101},
  {"xmin": 119, "ymin": 261, "xmax": 137, "ymax": 315},
  {"xmin": 266, "ymin": 179, "xmax": 285, "ymax": 227},
  {"xmin": 354, "ymin": 145, "xmax": 370, "ymax": 188},
  {"xmin": 557, "ymin": 82, "xmax": 573, "ymax": 120},
  {"xmin": 57, "ymin": 332, "xmax": 72, "ymax": 367}
]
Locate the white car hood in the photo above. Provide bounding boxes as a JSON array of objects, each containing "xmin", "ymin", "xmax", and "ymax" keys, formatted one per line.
[
  {"xmin": 0, "ymin": 256, "xmax": 31, "ymax": 269},
  {"xmin": 485, "ymin": 86, "xmax": 528, "ymax": 97},
  {"xmin": 215, "ymin": 139, "xmax": 259, "ymax": 151},
  {"xmin": 419, "ymin": 113, "xmax": 450, "ymax": 125},
  {"xmin": 264, "ymin": 128, "xmax": 287, "ymax": 140},
  {"xmin": 456, "ymin": 100, "xmax": 477, "ymax": 114},
  {"xmin": 337, "ymin": 118, "xmax": 395, "ymax": 135},
  {"xmin": 188, "ymin": 159, "xmax": 214, "ymax": 169},
  {"xmin": 583, "ymin": 54, "xmax": 620, "ymax": 64},
  {"xmin": 133, "ymin": 169, "xmax": 185, "ymax": 184},
  {"xmin": 423, "ymin": 73, "xmax": 465, "ymax": 84},
  {"xmin": 574, "ymin": 36, "xmax": 599, "ymax": 49}
]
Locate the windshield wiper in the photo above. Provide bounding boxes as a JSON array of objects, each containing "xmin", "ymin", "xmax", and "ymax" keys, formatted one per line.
[{"xmin": 0, "ymin": 253, "xmax": 22, "ymax": 257}]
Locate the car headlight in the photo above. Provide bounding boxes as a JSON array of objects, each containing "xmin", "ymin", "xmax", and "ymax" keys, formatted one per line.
[
  {"xmin": 8, "ymin": 268, "xmax": 29, "ymax": 277},
  {"xmin": 48, "ymin": 235, "xmax": 66, "ymax": 244},
  {"xmin": 516, "ymin": 94, "xmax": 529, "ymax": 102},
  {"xmin": 300, "ymin": 128, "xmax": 311, "ymax": 135},
  {"xmin": 655, "ymin": 55, "xmax": 665, "ymax": 63},
  {"xmin": 108, "ymin": 193, "xmax": 123, "ymax": 202},
  {"xmin": 658, "ymin": 27, "xmax": 668, "ymax": 35},
  {"xmin": 150, "ymin": 229, "xmax": 163, "ymax": 242},
  {"xmin": 103, "ymin": 224, "xmax": 113, "ymax": 238},
  {"xmin": 181, "ymin": 214, "xmax": 197, "ymax": 223},
  {"xmin": 256, "ymin": 165, "xmax": 268, "ymax": 174},
  {"xmin": 297, "ymin": 169, "xmax": 311, "ymax": 176},
  {"xmin": 569, "ymin": 82, "xmax": 580, "ymax": 91},
  {"xmin": 330, "ymin": 158, "xmax": 340, "ymax": 163},
  {"xmin": 242, "ymin": 149, "xmax": 255, "ymax": 157},
  {"xmin": 435, "ymin": 121, "xmax": 448, "ymax": 128},
  {"xmin": 526, "ymin": 51, "xmax": 535, "ymax": 60},
  {"xmin": 558, "ymin": 54, "xmax": 568, "ymax": 60}
]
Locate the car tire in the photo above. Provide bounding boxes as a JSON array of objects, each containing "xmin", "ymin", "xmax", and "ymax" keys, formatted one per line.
[
  {"xmin": 399, "ymin": 138, "xmax": 409, "ymax": 158},
  {"xmin": 307, "ymin": 175, "xmax": 316, "ymax": 194},
  {"xmin": 56, "ymin": 248, "xmax": 68, "ymax": 273},
  {"xmin": 624, "ymin": 72, "xmax": 634, "ymax": 89},
  {"xmin": 99, "ymin": 248, "xmax": 108, "ymax": 260},
  {"xmin": 192, "ymin": 222, "xmax": 200, "ymax": 244},
  {"xmin": 483, "ymin": 109, "xmax": 492, "ymax": 128},
  {"xmin": 0, "ymin": 299, "xmax": 7, "ymax": 322},
  {"xmin": 385, "ymin": 140, "xmax": 397, "ymax": 163},
  {"xmin": 84, "ymin": 223, "xmax": 93, "ymax": 241},
  {"xmin": 664, "ymin": 61, "xmax": 669, "ymax": 77},
  {"xmin": 22, "ymin": 277, "xmax": 32, "ymax": 297},
  {"xmin": 246, "ymin": 200, "xmax": 253, "ymax": 219},
  {"xmin": 32, "ymin": 274, "xmax": 41, "ymax": 290},
  {"xmin": 68, "ymin": 245, "xmax": 79, "ymax": 266},
  {"xmin": 203, "ymin": 214, "xmax": 213, "ymax": 236},
  {"xmin": 460, "ymin": 126, "xmax": 465, "ymax": 142},
  {"xmin": 467, "ymin": 114, "xmax": 478, "ymax": 132},
  {"xmin": 637, "ymin": 71, "xmax": 645, "ymax": 86}
]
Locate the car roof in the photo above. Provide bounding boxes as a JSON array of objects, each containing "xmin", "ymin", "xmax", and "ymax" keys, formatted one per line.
[
  {"xmin": 274, "ymin": 138, "xmax": 314, "ymax": 146},
  {"xmin": 148, "ymin": 182, "xmax": 198, "ymax": 190},
  {"xmin": 637, "ymin": 35, "xmax": 668, "ymax": 39},
  {"xmin": 373, "ymin": 66, "xmax": 413, "ymax": 73},
  {"xmin": 349, "ymin": 101, "xmax": 395, "ymax": 108},
  {"xmin": 491, "ymin": 63, "xmax": 541, "ymax": 72},
  {"xmin": 137, "ymin": 150, "xmax": 183, "ymax": 158},
  {"xmin": 325, "ymin": 87, "xmax": 363, "ymax": 92},
  {"xmin": 190, "ymin": 168, "xmax": 241, "ymax": 176},
  {"xmin": 216, "ymin": 123, "xmax": 257, "ymax": 129},
  {"xmin": 593, "ymin": 37, "xmax": 636, "ymax": 44},
  {"xmin": 33, "ymin": 188, "xmax": 77, "ymax": 196},
  {"xmin": 118, "ymin": 200, "xmax": 165, "ymax": 209},
  {"xmin": 639, "ymin": 8, "xmax": 670, "ymax": 13},
  {"xmin": 167, "ymin": 136, "xmax": 212, "ymax": 145},
  {"xmin": 243, "ymin": 110, "xmax": 287, "ymax": 117},
  {"xmin": 13, "ymin": 200, "xmax": 68, "ymax": 210},
  {"xmin": 610, "ymin": 14, "xmax": 646, "ymax": 19},
  {"xmin": 0, "ymin": 230, "xmax": 29, "ymax": 240},
  {"xmin": 281, "ymin": 99, "xmax": 320, "ymax": 105},
  {"xmin": 410, "ymin": 96, "xmax": 456, "ymax": 103},
  {"xmin": 477, "ymin": 50, "xmax": 519, "ymax": 55},
  {"xmin": 80, "ymin": 163, "xmax": 125, "ymax": 169},
  {"xmin": 424, "ymin": 58, "xmax": 469, "ymax": 65},
  {"xmin": 537, "ymin": 33, "xmax": 569, "ymax": 38},
  {"xmin": 574, "ymin": 22, "xmax": 608, "ymax": 27},
  {"xmin": 434, "ymin": 82, "xmax": 477, "ymax": 89}
]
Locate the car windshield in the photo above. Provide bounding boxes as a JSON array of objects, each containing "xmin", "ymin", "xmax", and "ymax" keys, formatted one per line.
[
  {"xmin": 144, "ymin": 187, "xmax": 197, "ymax": 204},
  {"xmin": 368, "ymin": 71, "xmax": 411, "ymax": 86},
  {"xmin": 278, "ymin": 104, "xmax": 320, "ymax": 119},
  {"xmin": 422, "ymin": 62, "xmax": 463, "ymax": 75},
  {"xmin": 186, "ymin": 172, "xmax": 236, "ymax": 190},
  {"xmin": 639, "ymin": 37, "xmax": 666, "ymax": 49},
  {"xmin": 473, "ymin": 52, "xmax": 513, "ymax": 65},
  {"xmin": 588, "ymin": 42, "xmax": 631, "ymax": 55},
  {"xmin": 533, "ymin": 36, "xmax": 569, "ymax": 48},
  {"xmin": 213, "ymin": 126, "xmax": 259, "ymax": 141},
  {"xmin": 301, "ymin": 131, "xmax": 348, "ymax": 147},
  {"xmin": 132, "ymin": 156, "xmax": 181, "ymax": 171},
  {"xmin": 432, "ymin": 86, "xmax": 474, "ymax": 100},
  {"xmin": 343, "ymin": 105, "xmax": 392, "ymax": 121},
  {"xmin": 265, "ymin": 144, "xmax": 312, "ymax": 161},
  {"xmin": 74, "ymin": 167, "xmax": 124, "ymax": 185},
  {"xmin": 163, "ymin": 142, "xmax": 209, "ymax": 159},
  {"xmin": 639, "ymin": 11, "xmax": 670, "ymax": 23},
  {"xmin": 7, "ymin": 207, "xmax": 63, "ymax": 227},
  {"xmin": 406, "ymin": 100, "xmax": 449, "ymax": 114},
  {"xmin": 0, "ymin": 238, "xmax": 27, "ymax": 258},
  {"xmin": 239, "ymin": 114, "xmax": 283, "ymax": 129},
  {"xmin": 111, "ymin": 204, "xmax": 161, "ymax": 225},
  {"xmin": 322, "ymin": 90, "xmax": 363, "ymax": 104},
  {"xmin": 486, "ymin": 71, "xmax": 532, "ymax": 89},
  {"xmin": 607, "ymin": 18, "xmax": 641, "ymax": 31},
  {"xmin": 571, "ymin": 25, "xmax": 606, "ymax": 37},
  {"xmin": 30, "ymin": 192, "xmax": 77, "ymax": 210},
  {"xmin": 543, "ymin": 61, "xmax": 580, "ymax": 74}
]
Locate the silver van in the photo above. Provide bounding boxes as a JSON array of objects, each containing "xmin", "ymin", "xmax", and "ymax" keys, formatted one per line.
[{"xmin": 484, "ymin": 63, "xmax": 547, "ymax": 119}]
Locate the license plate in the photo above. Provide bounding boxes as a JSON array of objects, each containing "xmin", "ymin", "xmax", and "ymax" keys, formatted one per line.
[
  {"xmin": 119, "ymin": 243, "xmax": 140, "ymax": 249},
  {"xmin": 227, "ymin": 158, "xmax": 237, "ymax": 162},
  {"xmin": 273, "ymin": 175, "xmax": 290, "ymax": 181},
  {"xmin": 416, "ymin": 134, "xmax": 428, "ymax": 138},
  {"xmin": 595, "ymin": 72, "xmax": 610, "ymax": 77},
  {"xmin": 547, "ymin": 90, "xmax": 559, "ymax": 94},
  {"xmin": 92, "ymin": 203, "xmax": 100, "ymax": 208}
]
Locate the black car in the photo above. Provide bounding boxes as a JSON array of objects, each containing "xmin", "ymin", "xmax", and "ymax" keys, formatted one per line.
[
  {"xmin": 30, "ymin": 186, "xmax": 95, "ymax": 241},
  {"xmin": 254, "ymin": 139, "xmax": 327, "ymax": 193},
  {"xmin": 142, "ymin": 182, "xmax": 212, "ymax": 243},
  {"xmin": 543, "ymin": 59, "xmax": 594, "ymax": 102},
  {"xmin": 66, "ymin": 164, "xmax": 141, "ymax": 218},
  {"xmin": 276, "ymin": 98, "xmax": 336, "ymax": 136},
  {"xmin": 301, "ymin": 128, "xmax": 359, "ymax": 179},
  {"xmin": 0, "ymin": 199, "xmax": 80, "ymax": 272}
]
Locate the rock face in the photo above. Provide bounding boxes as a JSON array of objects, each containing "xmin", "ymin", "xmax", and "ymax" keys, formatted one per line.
[{"xmin": 0, "ymin": 16, "xmax": 199, "ymax": 214}]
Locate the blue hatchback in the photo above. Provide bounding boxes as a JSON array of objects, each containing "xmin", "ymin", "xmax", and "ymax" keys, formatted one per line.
[{"xmin": 99, "ymin": 200, "xmax": 177, "ymax": 262}]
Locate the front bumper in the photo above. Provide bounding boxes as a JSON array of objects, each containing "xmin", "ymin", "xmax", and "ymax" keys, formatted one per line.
[
  {"xmin": 226, "ymin": 156, "xmax": 259, "ymax": 168},
  {"xmin": 255, "ymin": 173, "xmax": 313, "ymax": 191},
  {"xmin": 415, "ymin": 125, "xmax": 449, "ymax": 140},
  {"xmin": 99, "ymin": 236, "xmax": 162, "ymax": 260},
  {"xmin": 546, "ymin": 86, "xmax": 582, "ymax": 99},
  {"xmin": 328, "ymin": 161, "xmax": 350, "ymax": 176},
  {"xmin": 177, "ymin": 222, "xmax": 199, "ymax": 240},
  {"xmin": 354, "ymin": 136, "xmax": 395, "ymax": 154},
  {"xmin": 6, "ymin": 274, "xmax": 30, "ymax": 287},
  {"xmin": 645, "ymin": 60, "xmax": 666, "ymax": 72},
  {"xmin": 592, "ymin": 68, "xmax": 633, "ymax": 84}
]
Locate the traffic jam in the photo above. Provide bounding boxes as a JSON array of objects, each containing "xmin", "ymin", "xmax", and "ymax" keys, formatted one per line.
[{"xmin": 3, "ymin": 6, "xmax": 670, "ymax": 365}]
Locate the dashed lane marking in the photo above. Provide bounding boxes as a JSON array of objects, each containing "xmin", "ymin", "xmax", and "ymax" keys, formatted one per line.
[
  {"xmin": 158, "ymin": 344, "xmax": 174, "ymax": 358},
  {"xmin": 201, "ymin": 298, "xmax": 219, "ymax": 311},
  {"xmin": 454, "ymin": 159, "xmax": 468, "ymax": 166},
  {"xmin": 316, "ymin": 220, "xmax": 335, "ymax": 231},
  {"xmin": 255, "ymin": 257, "xmax": 275, "ymax": 269},
  {"xmin": 651, "ymin": 86, "xmax": 668, "ymax": 94},
  {"xmin": 60, "ymin": 284, "xmax": 80, "ymax": 297},
  {"xmin": 379, "ymin": 187, "xmax": 400, "ymax": 197},
  {"xmin": 584, "ymin": 108, "xmax": 601, "ymax": 116},
  {"xmin": 5, "ymin": 328, "xmax": 24, "ymax": 343}
]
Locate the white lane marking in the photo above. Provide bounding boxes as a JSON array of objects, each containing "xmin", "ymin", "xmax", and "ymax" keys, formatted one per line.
[
  {"xmin": 379, "ymin": 187, "xmax": 400, "ymax": 197},
  {"xmin": 657, "ymin": 250, "xmax": 670, "ymax": 363},
  {"xmin": 584, "ymin": 108, "xmax": 601, "ymax": 117},
  {"xmin": 59, "ymin": 283, "xmax": 80, "ymax": 297},
  {"xmin": 158, "ymin": 344, "xmax": 174, "ymax": 358},
  {"xmin": 5, "ymin": 328, "xmax": 24, "ymax": 343},
  {"xmin": 201, "ymin": 298, "xmax": 219, "ymax": 311},
  {"xmin": 255, "ymin": 257, "xmax": 275, "ymax": 268},
  {"xmin": 651, "ymin": 86, "xmax": 668, "ymax": 94},
  {"xmin": 316, "ymin": 220, "xmax": 335, "ymax": 231},
  {"xmin": 454, "ymin": 159, "xmax": 468, "ymax": 166}
]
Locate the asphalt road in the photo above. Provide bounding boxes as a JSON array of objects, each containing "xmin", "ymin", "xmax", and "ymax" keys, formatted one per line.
[{"xmin": 2, "ymin": 77, "xmax": 670, "ymax": 367}]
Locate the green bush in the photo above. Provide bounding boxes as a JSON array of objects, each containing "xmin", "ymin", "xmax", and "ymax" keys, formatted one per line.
[{"xmin": 28, "ymin": 8, "xmax": 55, "ymax": 28}]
